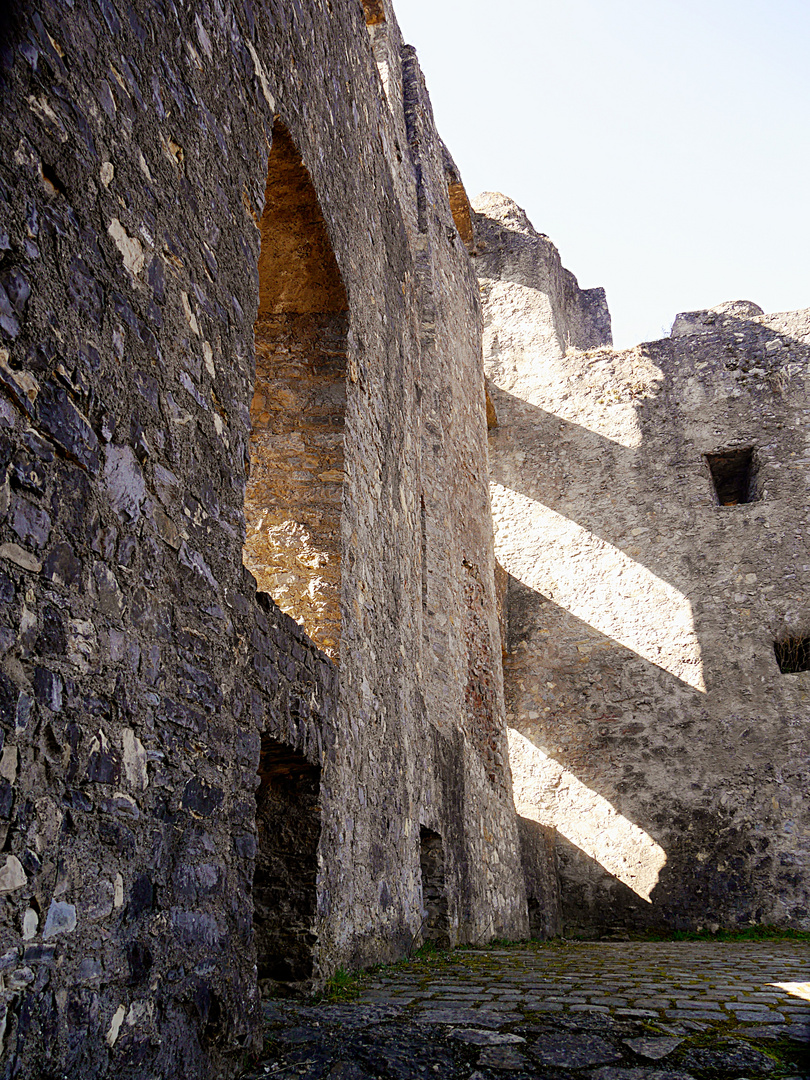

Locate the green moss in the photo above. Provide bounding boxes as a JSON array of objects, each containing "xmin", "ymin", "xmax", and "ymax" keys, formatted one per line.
[
  {"xmin": 668, "ymin": 1028, "xmax": 810, "ymax": 1077},
  {"xmin": 315, "ymin": 966, "xmax": 364, "ymax": 1002},
  {"xmin": 563, "ymin": 925, "xmax": 810, "ymax": 943},
  {"xmin": 645, "ymin": 925, "xmax": 810, "ymax": 943},
  {"xmin": 750, "ymin": 1038, "xmax": 810, "ymax": 1075}
]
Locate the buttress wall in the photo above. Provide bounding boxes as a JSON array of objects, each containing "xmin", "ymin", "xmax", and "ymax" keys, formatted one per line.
[
  {"xmin": 474, "ymin": 193, "xmax": 810, "ymax": 935},
  {"xmin": 0, "ymin": 3, "xmax": 527, "ymax": 1078}
]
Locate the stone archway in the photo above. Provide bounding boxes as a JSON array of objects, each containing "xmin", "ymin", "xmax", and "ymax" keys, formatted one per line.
[{"xmin": 244, "ymin": 121, "xmax": 349, "ymax": 661}]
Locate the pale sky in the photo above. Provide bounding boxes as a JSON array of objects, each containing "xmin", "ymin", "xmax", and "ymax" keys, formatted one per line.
[{"xmin": 393, "ymin": 0, "xmax": 810, "ymax": 348}]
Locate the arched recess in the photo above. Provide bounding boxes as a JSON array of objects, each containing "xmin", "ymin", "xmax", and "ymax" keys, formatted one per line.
[
  {"xmin": 244, "ymin": 122, "xmax": 349, "ymax": 660},
  {"xmin": 253, "ymin": 736, "xmax": 321, "ymax": 985}
]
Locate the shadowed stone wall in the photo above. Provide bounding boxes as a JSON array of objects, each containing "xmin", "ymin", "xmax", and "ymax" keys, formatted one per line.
[
  {"xmin": 474, "ymin": 193, "xmax": 810, "ymax": 936},
  {"xmin": 0, "ymin": 1, "xmax": 530, "ymax": 1076}
]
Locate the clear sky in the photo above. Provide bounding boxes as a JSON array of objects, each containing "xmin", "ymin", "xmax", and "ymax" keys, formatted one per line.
[{"xmin": 393, "ymin": 0, "xmax": 810, "ymax": 348}]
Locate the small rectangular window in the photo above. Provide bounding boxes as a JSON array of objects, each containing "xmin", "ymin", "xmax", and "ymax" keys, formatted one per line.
[
  {"xmin": 774, "ymin": 637, "xmax": 810, "ymax": 674},
  {"xmin": 705, "ymin": 447, "xmax": 756, "ymax": 505}
]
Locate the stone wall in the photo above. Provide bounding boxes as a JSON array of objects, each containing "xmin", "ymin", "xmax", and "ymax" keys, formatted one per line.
[
  {"xmin": 475, "ymin": 194, "xmax": 810, "ymax": 935},
  {"xmin": 0, "ymin": 1, "xmax": 531, "ymax": 1075},
  {"xmin": 244, "ymin": 122, "xmax": 350, "ymax": 659}
]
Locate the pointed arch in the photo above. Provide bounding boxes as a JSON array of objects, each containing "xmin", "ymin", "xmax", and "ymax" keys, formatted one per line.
[{"xmin": 244, "ymin": 122, "xmax": 348, "ymax": 660}]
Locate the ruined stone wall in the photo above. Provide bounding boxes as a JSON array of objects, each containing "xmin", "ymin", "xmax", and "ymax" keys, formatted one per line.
[
  {"xmin": 396, "ymin": 54, "xmax": 528, "ymax": 946},
  {"xmin": 0, "ymin": 1, "xmax": 529, "ymax": 1075},
  {"xmin": 475, "ymin": 194, "xmax": 810, "ymax": 934},
  {"xmin": 246, "ymin": 310, "xmax": 347, "ymax": 658}
]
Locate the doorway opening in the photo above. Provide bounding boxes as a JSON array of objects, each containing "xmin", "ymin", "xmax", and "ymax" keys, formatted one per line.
[
  {"xmin": 419, "ymin": 826, "xmax": 450, "ymax": 948},
  {"xmin": 253, "ymin": 736, "xmax": 321, "ymax": 986}
]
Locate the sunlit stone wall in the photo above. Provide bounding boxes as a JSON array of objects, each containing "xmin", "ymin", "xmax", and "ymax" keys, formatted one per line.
[{"xmin": 474, "ymin": 192, "xmax": 810, "ymax": 933}]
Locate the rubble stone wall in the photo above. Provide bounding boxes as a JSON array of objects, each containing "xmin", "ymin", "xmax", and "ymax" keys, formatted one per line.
[
  {"xmin": 475, "ymin": 193, "xmax": 810, "ymax": 935},
  {"xmin": 0, "ymin": 2, "xmax": 530, "ymax": 1077},
  {"xmin": 401, "ymin": 89, "xmax": 526, "ymax": 945}
]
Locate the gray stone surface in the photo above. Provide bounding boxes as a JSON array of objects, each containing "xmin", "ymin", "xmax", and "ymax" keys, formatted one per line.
[
  {"xmin": 679, "ymin": 1038, "xmax": 778, "ymax": 1075},
  {"xmin": 414, "ymin": 1007, "xmax": 516, "ymax": 1028},
  {"xmin": 475, "ymin": 191, "xmax": 810, "ymax": 934},
  {"xmin": 531, "ymin": 1031, "xmax": 624, "ymax": 1067},
  {"xmin": 624, "ymin": 1037, "xmax": 684, "ymax": 1060},
  {"xmin": 591, "ymin": 1071, "xmax": 697, "ymax": 1080},
  {"xmin": 450, "ymin": 1029, "xmax": 526, "ymax": 1045},
  {"xmin": 0, "ymin": 0, "xmax": 529, "ymax": 1075},
  {"xmin": 477, "ymin": 1045, "xmax": 528, "ymax": 1070},
  {"xmin": 246, "ymin": 943, "xmax": 809, "ymax": 1079},
  {"xmin": 41, "ymin": 900, "xmax": 77, "ymax": 940}
]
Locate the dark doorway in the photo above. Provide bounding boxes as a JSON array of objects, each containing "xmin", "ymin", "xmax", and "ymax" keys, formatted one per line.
[
  {"xmin": 419, "ymin": 826, "xmax": 450, "ymax": 948},
  {"xmin": 254, "ymin": 737, "xmax": 321, "ymax": 986}
]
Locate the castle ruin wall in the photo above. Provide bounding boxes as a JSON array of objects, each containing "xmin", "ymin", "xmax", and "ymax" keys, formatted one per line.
[
  {"xmin": 0, "ymin": 2, "xmax": 531, "ymax": 1076},
  {"xmin": 474, "ymin": 194, "xmax": 810, "ymax": 934}
]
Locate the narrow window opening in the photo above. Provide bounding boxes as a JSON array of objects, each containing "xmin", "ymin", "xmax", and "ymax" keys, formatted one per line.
[
  {"xmin": 419, "ymin": 826, "xmax": 450, "ymax": 948},
  {"xmin": 244, "ymin": 121, "xmax": 348, "ymax": 660},
  {"xmin": 774, "ymin": 637, "xmax": 810, "ymax": 674},
  {"xmin": 447, "ymin": 180, "xmax": 475, "ymax": 252},
  {"xmin": 254, "ymin": 737, "xmax": 321, "ymax": 990},
  {"xmin": 420, "ymin": 494, "xmax": 428, "ymax": 612},
  {"xmin": 705, "ymin": 446, "xmax": 756, "ymax": 505}
]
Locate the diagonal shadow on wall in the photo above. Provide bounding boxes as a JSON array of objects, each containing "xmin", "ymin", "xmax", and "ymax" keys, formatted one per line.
[{"xmin": 488, "ymin": 315, "xmax": 810, "ymax": 932}]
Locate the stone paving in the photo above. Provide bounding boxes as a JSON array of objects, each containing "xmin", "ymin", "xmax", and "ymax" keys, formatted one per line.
[{"xmin": 242, "ymin": 942, "xmax": 810, "ymax": 1079}]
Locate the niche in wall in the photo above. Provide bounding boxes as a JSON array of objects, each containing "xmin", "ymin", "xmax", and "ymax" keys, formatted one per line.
[
  {"xmin": 419, "ymin": 826, "xmax": 450, "ymax": 948},
  {"xmin": 705, "ymin": 446, "xmax": 757, "ymax": 505},
  {"xmin": 244, "ymin": 122, "xmax": 348, "ymax": 660},
  {"xmin": 774, "ymin": 637, "xmax": 810, "ymax": 674}
]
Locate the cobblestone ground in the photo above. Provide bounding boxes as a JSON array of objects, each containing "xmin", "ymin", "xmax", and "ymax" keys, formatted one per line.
[{"xmin": 242, "ymin": 942, "xmax": 810, "ymax": 1080}]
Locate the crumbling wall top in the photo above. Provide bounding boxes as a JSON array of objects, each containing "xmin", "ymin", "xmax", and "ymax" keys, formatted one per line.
[{"xmin": 670, "ymin": 300, "xmax": 765, "ymax": 337}]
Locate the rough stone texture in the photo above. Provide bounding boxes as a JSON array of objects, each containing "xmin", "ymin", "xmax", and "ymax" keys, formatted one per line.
[
  {"xmin": 244, "ymin": 125, "xmax": 349, "ymax": 658},
  {"xmin": 474, "ymin": 192, "xmax": 810, "ymax": 933},
  {"xmin": 246, "ymin": 941, "xmax": 810, "ymax": 1079},
  {"xmin": 246, "ymin": 308, "xmax": 348, "ymax": 659},
  {"xmin": 0, "ymin": 2, "xmax": 528, "ymax": 1077},
  {"xmin": 678, "ymin": 1038, "xmax": 778, "ymax": 1076},
  {"xmin": 517, "ymin": 816, "xmax": 561, "ymax": 939}
]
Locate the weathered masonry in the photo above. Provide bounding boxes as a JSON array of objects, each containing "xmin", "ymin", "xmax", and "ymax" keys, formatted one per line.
[
  {"xmin": 244, "ymin": 121, "xmax": 349, "ymax": 660},
  {"xmin": 1, "ymin": 0, "xmax": 809, "ymax": 1075},
  {"xmin": 0, "ymin": 1, "xmax": 527, "ymax": 1077},
  {"xmin": 474, "ymin": 193, "xmax": 810, "ymax": 936}
]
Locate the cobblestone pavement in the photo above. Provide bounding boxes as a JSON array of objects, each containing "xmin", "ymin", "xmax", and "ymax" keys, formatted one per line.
[{"xmin": 242, "ymin": 942, "xmax": 810, "ymax": 1080}]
